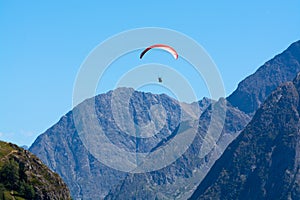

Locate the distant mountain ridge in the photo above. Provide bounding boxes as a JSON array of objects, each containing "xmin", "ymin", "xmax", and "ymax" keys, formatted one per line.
[
  {"xmin": 189, "ymin": 72, "xmax": 300, "ymax": 200},
  {"xmin": 29, "ymin": 40, "xmax": 300, "ymax": 199}
]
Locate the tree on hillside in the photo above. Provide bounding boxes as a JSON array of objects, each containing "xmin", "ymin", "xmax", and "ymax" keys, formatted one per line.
[{"xmin": 0, "ymin": 159, "xmax": 19, "ymax": 190}]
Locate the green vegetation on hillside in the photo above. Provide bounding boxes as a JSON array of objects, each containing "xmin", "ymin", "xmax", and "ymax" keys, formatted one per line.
[
  {"xmin": 0, "ymin": 159, "xmax": 35, "ymax": 199},
  {"xmin": 0, "ymin": 140, "xmax": 72, "ymax": 200}
]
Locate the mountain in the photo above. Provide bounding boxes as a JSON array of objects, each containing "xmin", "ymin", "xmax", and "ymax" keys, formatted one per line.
[
  {"xmin": 0, "ymin": 140, "xmax": 71, "ymax": 200},
  {"xmin": 29, "ymin": 89, "xmax": 211, "ymax": 199},
  {"xmin": 189, "ymin": 72, "xmax": 300, "ymax": 200},
  {"xmin": 29, "ymin": 40, "xmax": 300, "ymax": 199},
  {"xmin": 21, "ymin": 145, "xmax": 28, "ymax": 150},
  {"xmin": 227, "ymin": 40, "xmax": 300, "ymax": 114}
]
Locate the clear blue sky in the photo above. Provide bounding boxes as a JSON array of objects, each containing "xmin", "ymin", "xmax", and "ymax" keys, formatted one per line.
[{"xmin": 1, "ymin": 1, "xmax": 299, "ymax": 146}]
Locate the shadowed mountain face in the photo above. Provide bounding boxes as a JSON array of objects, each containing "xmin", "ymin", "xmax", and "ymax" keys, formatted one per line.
[
  {"xmin": 189, "ymin": 73, "xmax": 300, "ymax": 200},
  {"xmin": 227, "ymin": 40, "xmax": 300, "ymax": 114},
  {"xmin": 29, "ymin": 40, "xmax": 300, "ymax": 199}
]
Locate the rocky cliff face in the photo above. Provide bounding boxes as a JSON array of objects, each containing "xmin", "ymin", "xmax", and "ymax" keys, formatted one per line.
[
  {"xmin": 189, "ymin": 73, "xmax": 300, "ymax": 200},
  {"xmin": 0, "ymin": 140, "xmax": 71, "ymax": 200},
  {"xmin": 227, "ymin": 40, "xmax": 300, "ymax": 114}
]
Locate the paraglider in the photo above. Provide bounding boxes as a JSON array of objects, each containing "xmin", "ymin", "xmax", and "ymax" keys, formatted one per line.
[
  {"xmin": 158, "ymin": 77, "xmax": 163, "ymax": 83},
  {"xmin": 140, "ymin": 44, "xmax": 178, "ymax": 60}
]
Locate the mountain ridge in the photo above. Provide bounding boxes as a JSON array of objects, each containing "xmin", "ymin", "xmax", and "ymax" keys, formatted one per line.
[
  {"xmin": 227, "ymin": 40, "xmax": 300, "ymax": 114},
  {"xmin": 189, "ymin": 72, "xmax": 300, "ymax": 200}
]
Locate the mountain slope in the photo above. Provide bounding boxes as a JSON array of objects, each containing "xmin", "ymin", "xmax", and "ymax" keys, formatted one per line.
[
  {"xmin": 189, "ymin": 73, "xmax": 300, "ymax": 200},
  {"xmin": 0, "ymin": 140, "xmax": 71, "ymax": 200},
  {"xmin": 227, "ymin": 40, "xmax": 300, "ymax": 114}
]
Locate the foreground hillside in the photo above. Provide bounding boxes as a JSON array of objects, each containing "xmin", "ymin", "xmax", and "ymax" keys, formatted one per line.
[
  {"xmin": 190, "ymin": 73, "xmax": 300, "ymax": 199},
  {"xmin": 0, "ymin": 140, "xmax": 71, "ymax": 200}
]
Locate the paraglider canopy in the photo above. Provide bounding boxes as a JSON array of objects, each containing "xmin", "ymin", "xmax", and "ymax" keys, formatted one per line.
[{"xmin": 140, "ymin": 44, "xmax": 178, "ymax": 59}]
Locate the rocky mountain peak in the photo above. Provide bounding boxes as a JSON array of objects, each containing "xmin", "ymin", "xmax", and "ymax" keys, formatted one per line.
[{"xmin": 29, "ymin": 87, "xmax": 211, "ymax": 199}]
